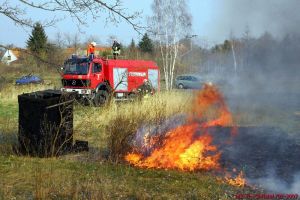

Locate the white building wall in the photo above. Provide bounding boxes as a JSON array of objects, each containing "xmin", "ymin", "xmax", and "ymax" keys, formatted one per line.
[{"xmin": 1, "ymin": 50, "xmax": 17, "ymax": 65}]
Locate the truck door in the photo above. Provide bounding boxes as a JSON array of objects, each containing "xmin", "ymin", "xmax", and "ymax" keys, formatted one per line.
[{"xmin": 92, "ymin": 62, "xmax": 103, "ymax": 87}]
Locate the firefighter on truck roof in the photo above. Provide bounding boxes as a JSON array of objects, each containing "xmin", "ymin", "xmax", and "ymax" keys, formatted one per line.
[
  {"xmin": 112, "ymin": 40, "xmax": 121, "ymax": 59},
  {"xmin": 87, "ymin": 41, "xmax": 96, "ymax": 58}
]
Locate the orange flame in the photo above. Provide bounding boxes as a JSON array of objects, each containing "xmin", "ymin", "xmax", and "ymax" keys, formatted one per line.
[
  {"xmin": 126, "ymin": 124, "xmax": 220, "ymax": 171},
  {"xmin": 192, "ymin": 83, "xmax": 234, "ymax": 127},
  {"xmin": 225, "ymin": 170, "xmax": 246, "ymax": 187},
  {"xmin": 125, "ymin": 84, "xmax": 242, "ymax": 181}
]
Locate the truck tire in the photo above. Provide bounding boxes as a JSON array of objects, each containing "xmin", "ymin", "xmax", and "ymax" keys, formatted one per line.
[{"xmin": 93, "ymin": 90, "xmax": 109, "ymax": 106}]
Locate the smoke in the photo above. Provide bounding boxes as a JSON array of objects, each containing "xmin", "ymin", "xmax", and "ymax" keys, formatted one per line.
[
  {"xmin": 133, "ymin": 114, "xmax": 186, "ymax": 154},
  {"xmin": 127, "ymin": 82, "xmax": 300, "ymax": 192},
  {"xmin": 211, "ymin": 0, "xmax": 300, "ymax": 40},
  {"xmin": 197, "ymin": 1, "xmax": 300, "ymax": 94},
  {"xmin": 130, "ymin": 115, "xmax": 300, "ymax": 193},
  {"xmin": 197, "ymin": 0, "xmax": 300, "ymax": 117},
  {"xmin": 208, "ymin": 126, "xmax": 300, "ymax": 193},
  {"xmin": 249, "ymin": 171, "xmax": 300, "ymax": 194}
]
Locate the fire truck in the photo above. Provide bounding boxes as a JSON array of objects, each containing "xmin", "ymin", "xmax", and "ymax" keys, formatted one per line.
[{"xmin": 61, "ymin": 55, "xmax": 160, "ymax": 106}]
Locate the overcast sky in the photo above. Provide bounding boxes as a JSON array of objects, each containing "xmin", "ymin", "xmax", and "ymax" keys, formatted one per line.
[{"xmin": 0, "ymin": 0, "xmax": 299, "ymax": 47}]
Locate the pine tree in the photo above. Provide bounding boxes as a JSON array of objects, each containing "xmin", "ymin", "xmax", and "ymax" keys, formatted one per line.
[
  {"xmin": 138, "ymin": 33, "xmax": 153, "ymax": 53},
  {"xmin": 26, "ymin": 22, "xmax": 48, "ymax": 55},
  {"xmin": 129, "ymin": 38, "xmax": 136, "ymax": 50}
]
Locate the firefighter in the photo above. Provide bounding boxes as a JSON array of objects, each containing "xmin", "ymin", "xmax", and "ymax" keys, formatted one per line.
[
  {"xmin": 87, "ymin": 42, "xmax": 96, "ymax": 58},
  {"xmin": 137, "ymin": 79, "xmax": 153, "ymax": 99},
  {"xmin": 112, "ymin": 40, "xmax": 121, "ymax": 59}
]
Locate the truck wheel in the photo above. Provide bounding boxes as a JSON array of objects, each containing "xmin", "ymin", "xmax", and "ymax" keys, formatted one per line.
[
  {"xmin": 178, "ymin": 84, "xmax": 184, "ymax": 89},
  {"xmin": 93, "ymin": 90, "xmax": 109, "ymax": 106}
]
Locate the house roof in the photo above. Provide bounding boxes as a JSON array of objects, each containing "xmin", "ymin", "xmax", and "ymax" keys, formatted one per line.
[
  {"xmin": 2, "ymin": 48, "xmax": 24, "ymax": 59},
  {"xmin": 0, "ymin": 47, "xmax": 26, "ymax": 64},
  {"xmin": 11, "ymin": 48, "xmax": 21, "ymax": 58}
]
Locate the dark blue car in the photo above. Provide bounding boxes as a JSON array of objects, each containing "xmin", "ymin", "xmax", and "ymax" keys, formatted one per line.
[{"xmin": 16, "ymin": 74, "xmax": 43, "ymax": 85}]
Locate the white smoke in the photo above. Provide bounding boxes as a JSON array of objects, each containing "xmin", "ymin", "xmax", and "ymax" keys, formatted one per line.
[
  {"xmin": 249, "ymin": 170, "xmax": 300, "ymax": 194},
  {"xmin": 210, "ymin": 0, "xmax": 300, "ymax": 40}
]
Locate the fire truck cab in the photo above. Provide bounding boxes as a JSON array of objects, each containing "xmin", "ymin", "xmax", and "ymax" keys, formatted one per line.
[{"xmin": 61, "ymin": 55, "xmax": 160, "ymax": 106}]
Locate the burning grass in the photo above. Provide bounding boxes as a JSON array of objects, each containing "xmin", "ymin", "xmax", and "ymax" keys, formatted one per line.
[
  {"xmin": 2, "ymin": 80, "xmax": 298, "ymax": 197},
  {"xmin": 101, "ymin": 90, "xmax": 193, "ymax": 160},
  {"xmin": 124, "ymin": 85, "xmax": 235, "ymax": 172},
  {"xmin": 225, "ymin": 170, "xmax": 246, "ymax": 187}
]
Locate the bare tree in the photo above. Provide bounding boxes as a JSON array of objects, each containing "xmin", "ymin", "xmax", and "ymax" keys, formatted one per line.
[
  {"xmin": 85, "ymin": 35, "xmax": 101, "ymax": 45},
  {"xmin": 54, "ymin": 32, "xmax": 65, "ymax": 48},
  {"xmin": 72, "ymin": 32, "xmax": 81, "ymax": 53},
  {"xmin": 64, "ymin": 33, "xmax": 72, "ymax": 48},
  {"xmin": 64, "ymin": 32, "xmax": 81, "ymax": 53},
  {"xmin": 242, "ymin": 25, "xmax": 251, "ymax": 70},
  {"xmin": 229, "ymin": 31, "xmax": 238, "ymax": 75},
  {"xmin": 149, "ymin": 0, "xmax": 192, "ymax": 90},
  {"xmin": 0, "ymin": 0, "xmax": 143, "ymax": 32}
]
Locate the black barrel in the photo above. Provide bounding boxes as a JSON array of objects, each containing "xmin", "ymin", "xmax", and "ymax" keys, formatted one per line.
[{"xmin": 18, "ymin": 90, "xmax": 75, "ymax": 157}]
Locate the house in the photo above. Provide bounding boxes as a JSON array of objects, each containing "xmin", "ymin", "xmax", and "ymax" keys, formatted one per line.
[{"xmin": 1, "ymin": 48, "xmax": 21, "ymax": 65}]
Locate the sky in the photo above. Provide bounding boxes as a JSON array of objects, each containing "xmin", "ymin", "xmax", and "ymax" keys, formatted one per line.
[{"xmin": 0, "ymin": 0, "xmax": 299, "ymax": 47}]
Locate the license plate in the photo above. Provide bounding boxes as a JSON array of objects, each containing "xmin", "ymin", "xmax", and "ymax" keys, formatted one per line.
[{"xmin": 116, "ymin": 93, "xmax": 124, "ymax": 97}]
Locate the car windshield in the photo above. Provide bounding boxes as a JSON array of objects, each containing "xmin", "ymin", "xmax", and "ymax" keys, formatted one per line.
[{"xmin": 64, "ymin": 61, "xmax": 89, "ymax": 75}]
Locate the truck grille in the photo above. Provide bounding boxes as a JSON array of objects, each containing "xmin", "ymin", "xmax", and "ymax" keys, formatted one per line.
[{"xmin": 62, "ymin": 79, "xmax": 90, "ymax": 87}]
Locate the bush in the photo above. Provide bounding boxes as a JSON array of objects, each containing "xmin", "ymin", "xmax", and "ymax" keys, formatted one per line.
[{"xmin": 105, "ymin": 91, "xmax": 192, "ymax": 162}]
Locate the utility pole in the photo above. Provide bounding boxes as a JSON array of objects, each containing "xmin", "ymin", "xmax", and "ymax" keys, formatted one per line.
[{"xmin": 180, "ymin": 34, "xmax": 197, "ymax": 58}]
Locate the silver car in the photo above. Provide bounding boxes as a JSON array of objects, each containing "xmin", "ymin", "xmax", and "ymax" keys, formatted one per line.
[{"xmin": 175, "ymin": 74, "xmax": 204, "ymax": 89}]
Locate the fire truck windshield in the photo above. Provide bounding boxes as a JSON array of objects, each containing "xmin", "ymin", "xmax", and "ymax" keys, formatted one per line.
[{"xmin": 63, "ymin": 62, "xmax": 89, "ymax": 75}]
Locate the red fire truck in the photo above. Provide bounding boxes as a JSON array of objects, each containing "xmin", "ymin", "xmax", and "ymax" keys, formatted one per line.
[{"xmin": 61, "ymin": 55, "xmax": 160, "ymax": 106}]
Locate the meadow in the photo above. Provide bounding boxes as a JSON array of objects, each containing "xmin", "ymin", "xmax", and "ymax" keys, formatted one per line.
[{"xmin": 1, "ymin": 68, "xmax": 293, "ymax": 199}]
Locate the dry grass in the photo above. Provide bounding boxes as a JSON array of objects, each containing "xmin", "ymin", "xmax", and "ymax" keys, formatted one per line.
[
  {"xmin": 0, "ymin": 63, "xmax": 61, "ymax": 103},
  {"xmin": 0, "ymin": 155, "xmax": 258, "ymax": 200},
  {"xmin": 72, "ymin": 91, "xmax": 193, "ymax": 160},
  {"xmin": 0, "ymin": 84, "xmax": 59, "ymax": 102},
  {"xmin": 0, "ymin": 82, "xmax": 263, "ymax": 199}
]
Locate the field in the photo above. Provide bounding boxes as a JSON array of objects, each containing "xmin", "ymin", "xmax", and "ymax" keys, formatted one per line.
[{"xmin": 1, "ymin": 70, "xmax": 299, "ymax": 199}]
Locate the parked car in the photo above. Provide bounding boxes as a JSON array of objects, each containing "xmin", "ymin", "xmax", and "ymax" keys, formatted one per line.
[
  {"xmin": 16, "ymin": 74, "xmax": 43, "ymax": 85},
  {"xmin": 175, "ymin": 74, "xmax": 205, "ymax": 89}
]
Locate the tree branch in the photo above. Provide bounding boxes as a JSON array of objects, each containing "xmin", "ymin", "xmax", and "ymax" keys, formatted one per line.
[{"xmin": 1, "ymin": 0, "xmax": 145, "ymax": 33}]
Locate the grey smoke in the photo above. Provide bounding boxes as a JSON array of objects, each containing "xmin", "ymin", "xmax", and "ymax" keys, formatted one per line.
[
  {"xmin": 248, "ymin": 170, "xmax": 300, "ymax": 194},
  {"xmin": 210, "ymin": 0, "xmax": 300, "ymax": 40}
]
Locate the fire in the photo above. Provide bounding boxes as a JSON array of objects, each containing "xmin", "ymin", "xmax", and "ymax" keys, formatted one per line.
[
  {"xmin": 225, "ymin": 170, "xmax": 246, "ymax": 187},
  {"xmin": 125, "ymin": 84, "xmax": 245, "ymax": 185},
  {"xmin": 192, "ymin": 83, "xmax": 233, "ymax": 127},
  {"xmin": 126, "ymin": 124, "xmax": 220, "ymax": 171}
]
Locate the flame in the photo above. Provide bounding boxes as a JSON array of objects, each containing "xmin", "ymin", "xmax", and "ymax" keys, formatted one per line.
[
  {"xmin": 225, "ymin": 170, "xmax": 246, "ymax": 187},
  {"xmin": 192, "ymin": 83, "xmax": 233, "ymax": 127},
  {"xmin": 125, "ymin": 84, "xmax": 242, "ymax": 183},
  {"xmin": 126, "ymin": 124, "xmax": 220, "ymax": 171}
]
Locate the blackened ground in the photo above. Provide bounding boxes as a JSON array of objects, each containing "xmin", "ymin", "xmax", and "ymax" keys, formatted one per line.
[{"xmin": 206, "ymin": 126, "xmax": 300, "ymax": 192}]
